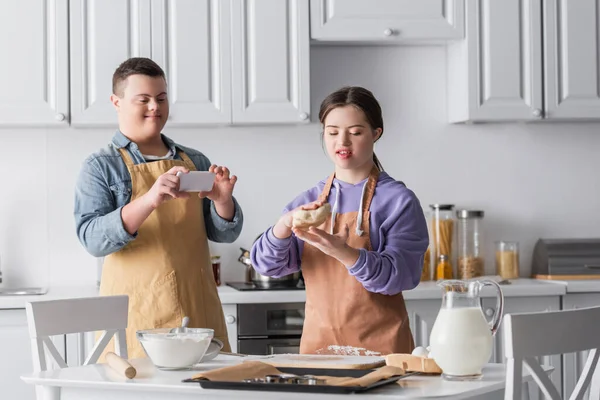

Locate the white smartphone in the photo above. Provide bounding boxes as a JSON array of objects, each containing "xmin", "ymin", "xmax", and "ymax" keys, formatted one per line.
[{"xmin": 176, "ymin": 171, "xmax": 215, "ymax": 192}]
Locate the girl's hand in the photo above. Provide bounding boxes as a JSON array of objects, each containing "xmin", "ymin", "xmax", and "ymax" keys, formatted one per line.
[
  {"xmin": 272, "ymin": 200, "xmax": 323, "ymax": 239},
  {"xmin": 293, "ymin": 225, "xmax": 360, "ymax": 267}
]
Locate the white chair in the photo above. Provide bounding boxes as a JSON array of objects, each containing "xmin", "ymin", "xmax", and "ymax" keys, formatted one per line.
[
  {"xmin": 25, "ymin": 295, "xmax": 128, "ymax": 372},
  {"xmin": 503, "ymin": 306, "xmax": 600, "ymax": 400}
]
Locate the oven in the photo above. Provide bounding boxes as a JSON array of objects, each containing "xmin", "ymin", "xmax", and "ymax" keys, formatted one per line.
[{"xmin": 237, "ymin": 302, "xmax": 305, "ymax": 355}]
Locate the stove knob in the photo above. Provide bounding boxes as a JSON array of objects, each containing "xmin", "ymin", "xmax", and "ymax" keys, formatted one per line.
[
  {"xmin": 225, "ymin": 315, "xmax": 236, "ymax": 324},
  {"xmin": 485, "ymin": 308, "xmax": 494, "ymax": 317}
]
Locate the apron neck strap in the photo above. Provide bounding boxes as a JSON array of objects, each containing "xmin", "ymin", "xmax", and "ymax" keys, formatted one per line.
[
  {"xmin": 318, "ymin": 172, "xmax": 336, "ymax": 203},
  {"xmin": 117, "ymin": 147, "xmax": 196, "ymax": 171},
  {"xmin": 362, "ymin": 166, "xmax": 379, "ymax": 214},
  {"xmin": 117, "ymin": 148, "xmax": 135, "ymax": 168},
  {"xmin": 177, "ymin": 150, "xmax": 196, "ymax": 170}
]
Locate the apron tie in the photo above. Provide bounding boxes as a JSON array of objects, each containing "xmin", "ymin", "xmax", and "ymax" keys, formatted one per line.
[
  {"xmin": 330, "ymin": 182, "xmax": 340, "ymax": 234},
  {"xmin": 329, "ymin": 179, "xmax": 369, "ymax": 236}
]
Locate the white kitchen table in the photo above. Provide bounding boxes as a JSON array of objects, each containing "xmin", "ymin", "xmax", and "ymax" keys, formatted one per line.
[{"xmin": 21, "ymin": 355, "xmax": 546, "ymax": 400}]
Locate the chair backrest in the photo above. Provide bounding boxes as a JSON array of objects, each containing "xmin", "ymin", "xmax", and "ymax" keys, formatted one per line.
[
  {"xmin": 25, "ymin": 295, "xmax": 128, "ymax": 372},
  {"xmin": 503, "ymin": 306, "xmax": 600, "ymax": 400}
]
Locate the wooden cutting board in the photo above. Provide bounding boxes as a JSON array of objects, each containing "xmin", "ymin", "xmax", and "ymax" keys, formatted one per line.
[{"xmin": 243, "ymin": 354, "xmax": 386, "ymax": 370}]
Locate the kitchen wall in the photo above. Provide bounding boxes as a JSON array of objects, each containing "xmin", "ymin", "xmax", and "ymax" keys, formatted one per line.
[{"xmin": 1, "ymin": 45, "xmax": 599, "ymax": 288}]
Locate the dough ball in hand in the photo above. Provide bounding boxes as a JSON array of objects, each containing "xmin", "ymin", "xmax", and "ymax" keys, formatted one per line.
[{"xmin": 292, "ymin": 203, "xmax": 331, "ymax": 229}]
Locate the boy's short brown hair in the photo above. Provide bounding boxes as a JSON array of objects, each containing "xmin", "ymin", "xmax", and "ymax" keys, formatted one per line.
[{"xmin": 112, "ymin": 57, "xmax": 166, "ymax": 97}]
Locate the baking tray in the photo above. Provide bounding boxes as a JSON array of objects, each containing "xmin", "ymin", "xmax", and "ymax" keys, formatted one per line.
[{"xmin": 182, "ymin": 367, "xmax": 416, "ymax": 394}]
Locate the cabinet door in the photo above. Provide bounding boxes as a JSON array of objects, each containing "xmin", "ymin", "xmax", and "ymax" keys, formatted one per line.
[
  {"xmin": 222, "ymin": 304, "xmax": 238, "ymax": 354},
  {"xmin": 0, "ymin": 0, "xmax": 69, "ymax": 127},
  {"xmin": 231, "ymin": 0, "xmax": 310, "ymax": 124},
  {"xmin": 405, "ymin": 299, "xmax": 440, "ymax": 348},
  {"xmin": 70, "ymin": 0, "xmax": 153, "ymax": 127},
  {"xmin": 0, "ymin": 310, "xmax": 65, "ymax": 399},
  {"xmin": 447, "ymin": 0, "xmax": 544, "ymax": 122},
  {"xmin": 561, "ymin": 293, "xmax": 600, "ymax": 400},
  {"xmin": 0, "ymin": 311, "xmax": 35, "ymax": 399},
  {"xmin": 482, "ymin": 296, "xmax": 562, "ymax": 400},
  {"xmin": 150, "ymin": 0, "xmax": 232, "ymax": 125},
  {"xmin": 310, "ymin": 0, "xmax": 464, "ymax": 42},
  {"xmin": 544, "ymin": 0, "xmax": 600, "ymax": 119}
]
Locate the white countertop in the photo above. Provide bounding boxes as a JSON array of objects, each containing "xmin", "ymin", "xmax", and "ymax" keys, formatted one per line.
[
  {"xmin": 0, "ymin": 279, "xmax": 572, "ymax": 309},
  {"xmin": 21, "ymin": 355, "xmax": 546, "ymax": 400},
  {"xmin": 0, "ymin": 286, "xmax": 99, "ymax": 310},
  {"xmin": 539, "ymin": 279, "xmax": 600, "ymax": 293},
  {"xmin": 217, "ymin": 278, "xmax": 567, "ymax": 304}
]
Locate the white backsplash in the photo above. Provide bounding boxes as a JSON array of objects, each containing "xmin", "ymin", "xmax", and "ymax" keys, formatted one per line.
[{"xmin": 1, "ymin": 45, "xmax": 599, "ymax": 288}]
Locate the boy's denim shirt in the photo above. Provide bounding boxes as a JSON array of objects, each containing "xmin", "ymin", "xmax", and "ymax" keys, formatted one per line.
[{"xmin": 74, "ymin": 131, "xmax": 243, "ymax": 257}]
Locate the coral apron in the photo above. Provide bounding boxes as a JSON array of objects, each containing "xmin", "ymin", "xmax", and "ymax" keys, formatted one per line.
[
  {"xmin": 300, "ymin": 167, "xmax": 414, "ymax": 355},
  {"xmin": 99, "ymin": 148, "xmax": 230, "ymax": 359}
]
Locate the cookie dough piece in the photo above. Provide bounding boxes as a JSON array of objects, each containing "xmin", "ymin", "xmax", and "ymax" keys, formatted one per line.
[{"xmin": 292, "ymin": 203, "xmax": 331, "ymax": 229}]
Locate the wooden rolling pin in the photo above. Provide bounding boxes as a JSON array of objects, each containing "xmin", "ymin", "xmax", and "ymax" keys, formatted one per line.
[{"xmin": 105, "ymin": 352, "xmax": 136, "ymax": 379}]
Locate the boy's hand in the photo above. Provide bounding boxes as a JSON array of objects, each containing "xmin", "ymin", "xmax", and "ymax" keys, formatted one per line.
[
  {"xmin": 143, "ymin": 166, "xmax": 190, "ymax": 209},
  {"xmin": 198, "ymin": 165, "xmax": 237, "ymax": 204}
]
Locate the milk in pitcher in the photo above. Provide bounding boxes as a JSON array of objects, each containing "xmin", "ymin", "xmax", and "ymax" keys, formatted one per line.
[{"xmin": 429, "ymin": 307, "xmax": 493, "ymax": 376}]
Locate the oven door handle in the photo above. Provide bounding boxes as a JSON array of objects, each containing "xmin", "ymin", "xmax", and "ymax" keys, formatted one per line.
[{"xmin": 268, "ymin": 344, "xmax": 301, "ymax": 355}]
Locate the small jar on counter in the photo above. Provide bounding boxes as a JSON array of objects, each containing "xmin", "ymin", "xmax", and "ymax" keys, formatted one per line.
[
  {"xmin": 211, "ymin": 255, "xmax": 221, "ymax": 286},
  {"xmin": 495, "ymin": 241, "xmax": 519, "ymax": 279},
  {"xmin": 456, "ymin": 210, "xmax": 485, "ymax": 279},
  {"xmin": 429, "ymin": 204, "xmax": 456, "ymax": 280},
  {"xmin": 436, "ymin": 254, "xmax": 453, "ymax": 280}
]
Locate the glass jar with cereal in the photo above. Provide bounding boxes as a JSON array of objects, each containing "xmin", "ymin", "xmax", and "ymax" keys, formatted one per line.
[{"xmin": 456, "ymin": 210, "xmax": 485, "ymax": 279}]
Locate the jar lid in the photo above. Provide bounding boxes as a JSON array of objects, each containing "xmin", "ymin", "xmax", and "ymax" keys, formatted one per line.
[
  {"xmin": 456, "ymin": 210, "xmax": 484, "ymax": 219},
  {"xmin": 429, "ymin": 204, "xmax": 455, "ymax": 211}
]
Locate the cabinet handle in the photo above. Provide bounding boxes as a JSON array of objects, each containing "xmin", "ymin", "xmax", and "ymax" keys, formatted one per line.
[
  {"xmin": 55, "ymin": 113, "xmax": 66, "ymax": 122},
  {"xmin": 225, "ymin": 315, "xmax": 236, "ymax": 324},
  {"xmin": 383, "ymin": 28, "xmax": 394, "ymax": 37},
  {"xmin": 532, "ymin": 108, "xmax": 543, "ymax": 118},
  {"xmin": 299, "ymin": 112, "xmax": 309, "ymax": 121},
  {"xmin": 485, "ymin": 308, "xmax": 494, "ymax": 317}
]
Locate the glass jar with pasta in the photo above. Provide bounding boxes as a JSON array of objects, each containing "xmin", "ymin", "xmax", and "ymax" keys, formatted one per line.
[{"xmin": 429, "ymin": 204, "xmax": 456, "ymax": 280}]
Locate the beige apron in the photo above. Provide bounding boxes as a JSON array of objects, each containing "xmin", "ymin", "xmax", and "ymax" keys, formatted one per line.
[
  {"xmin": 99, "ymin": 148, "xmax": 230, "ymax": 359},
  {"xmin": 300, "ymin": 167, "xmax": 414, "ymax": 355}
]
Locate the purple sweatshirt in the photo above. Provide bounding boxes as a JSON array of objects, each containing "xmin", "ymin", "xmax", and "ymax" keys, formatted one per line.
[{"xmin": 250, "ymin": 172, "xmax": 429, "ymax": 295}]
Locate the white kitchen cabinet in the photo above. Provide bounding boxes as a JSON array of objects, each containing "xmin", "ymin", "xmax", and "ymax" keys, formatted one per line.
[
  {"xmin": 543, "ymin": 0, "xmax": 600, "ymax": 120},
  {"xmin": 222, "ymin": 304, "xmax": 238, "ymax": 353},
  {"xmin": 405, "ymin": 299, "xmax": 439, "ymax": 348},
  {"xmin": 0, "ymin": 0, "xmax": 69, "ymax": 127},
  {"xmin": 0, "ymin": 310, "xmax": 65, "ymax": 400},
  {"xmin": 150, "ymin": 0, "xmax": 232, "ymax": 125},
  {"xmin": 231, "ymin": 0, "xmax": 310, "ymax": 124},
  {"xmin": 70, "ymin": 0, "xmax": 154, "ymax": 127},
  {"xmin": 69, "ymin": 0, "xmax": 309, "ymax": 127},
  {"xmin": 0, "ymin": 310, "xmax": 35, "ymax": 399},
  {"xmin": 561, "ymin": 293, "xmax": 600, "ymax": 400},
  {"xmin": 310, "ymin": 0, "xmax": 464, "ymax": 43},
  {"xmin": 482, "ymin": 296, "xmax": 562, "ymax": 400},
  {"xmin": 447, "ymin": 0, "xmax": 544, "ymax": 122}
]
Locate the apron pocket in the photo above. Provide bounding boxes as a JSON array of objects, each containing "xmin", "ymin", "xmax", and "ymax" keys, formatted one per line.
[{"xmin": 131, "ymin": 270, "xmax": 183, "ymax": 329}]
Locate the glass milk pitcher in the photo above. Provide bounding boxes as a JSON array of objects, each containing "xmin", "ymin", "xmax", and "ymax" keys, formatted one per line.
[{"xmin": 429, "ymin": 279, "xmax": 504, "ymax": 381}]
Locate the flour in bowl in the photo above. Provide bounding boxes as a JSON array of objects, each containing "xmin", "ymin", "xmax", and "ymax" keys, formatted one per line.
[{"xmin": 139, "ymin": 333, "xmax": 212, "ymax": 369}]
